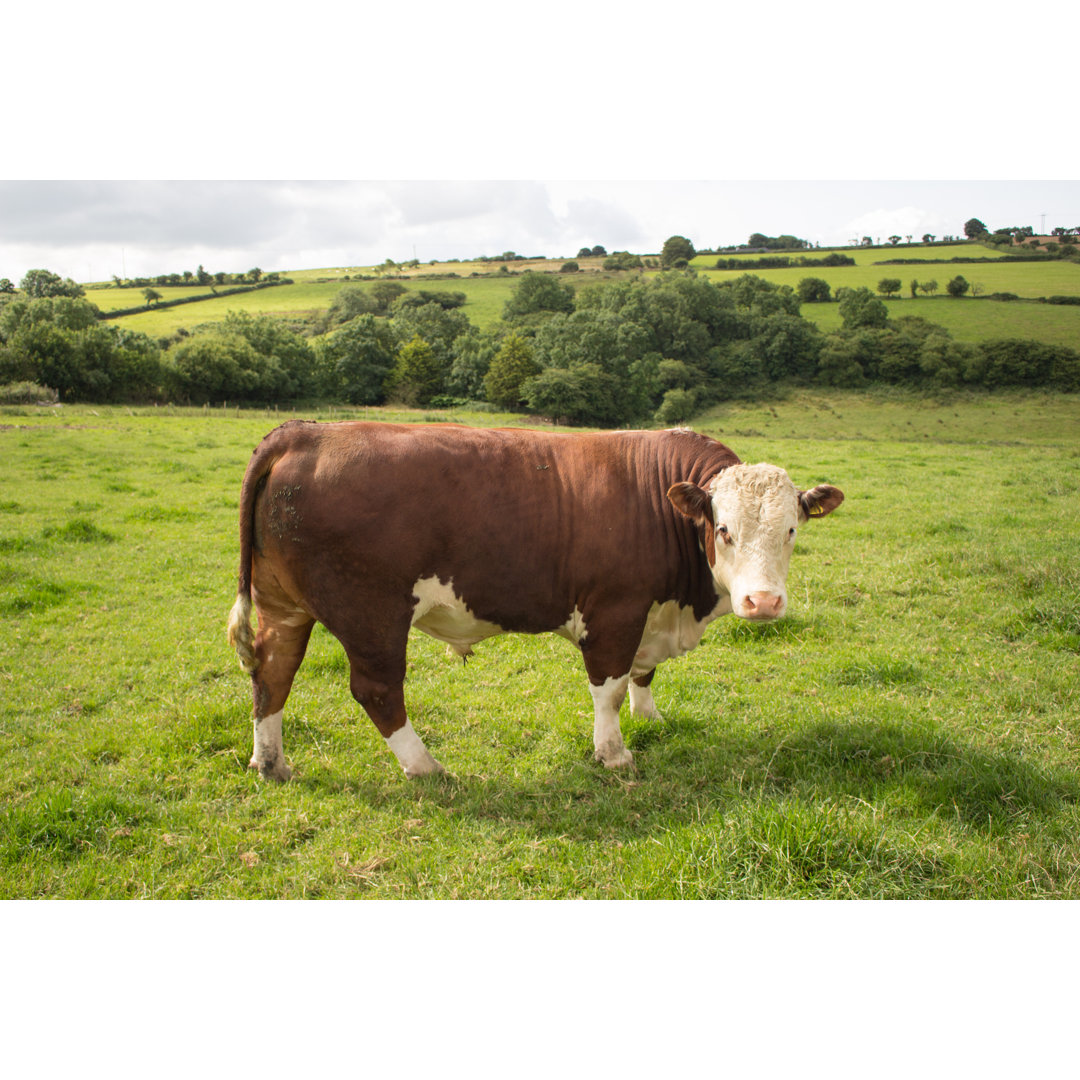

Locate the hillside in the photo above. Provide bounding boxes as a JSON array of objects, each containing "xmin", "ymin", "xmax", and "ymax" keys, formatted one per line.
[{"xmin": 87, "ymin": 242, "xmax": 1080, "ymax": 349}]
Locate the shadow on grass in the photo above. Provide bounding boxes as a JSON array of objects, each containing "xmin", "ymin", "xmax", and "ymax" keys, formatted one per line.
[{"xmin": 305, "ymin": 713, "xmax": 1080, "ymax": 847}]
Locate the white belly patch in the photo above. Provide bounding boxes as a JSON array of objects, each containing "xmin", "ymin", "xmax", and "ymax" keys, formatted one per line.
[
  {"xmin": 631, "ymin": 596, "xmax": 731, "ymax": 676},
  {"xmin": 410, "ymin": 576, "xmax": 504, "ymax": 656}
]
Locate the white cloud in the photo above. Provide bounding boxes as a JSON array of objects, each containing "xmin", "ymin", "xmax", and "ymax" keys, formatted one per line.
[{"xmin": 840, "ymin": 206, "xmax": 955, "ymax": 244}]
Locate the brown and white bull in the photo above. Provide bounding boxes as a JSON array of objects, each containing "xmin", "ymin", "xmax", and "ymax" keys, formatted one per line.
[{"xmin": 227, "ymin": 421, "xmax": 843, "ymax": 780}]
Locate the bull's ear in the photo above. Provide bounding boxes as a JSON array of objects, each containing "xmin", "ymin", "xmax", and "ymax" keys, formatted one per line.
[
  {"xmin": 798, "ymin": 484, "xmax": 844, "ymax": 521},
  {"xmin": 667, "ymin": 482, "xmax": 713, "ymax": 525}
]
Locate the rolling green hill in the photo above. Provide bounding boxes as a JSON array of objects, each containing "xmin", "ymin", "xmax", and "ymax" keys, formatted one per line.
[{"xmin": 86, "ymin": 243, "xmax": 1080, "ymax": 349}]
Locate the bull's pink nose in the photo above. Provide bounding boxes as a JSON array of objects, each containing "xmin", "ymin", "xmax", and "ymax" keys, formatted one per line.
[{"xmin": 740, "ymin": 592, "xmax": 785, "ymax": 620}]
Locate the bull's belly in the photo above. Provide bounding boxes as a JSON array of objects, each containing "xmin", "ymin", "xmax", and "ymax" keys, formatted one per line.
[
  {"xmin": 410, "ymin": 574, "xmax": 731, "ymax": 673},
  {"xmin": 410, "ymin": 576, "xmax": 505, "ymax": 655},
  {"xmin": 630, "ymin": 596, "xmax": 732, "ymax": 676}
]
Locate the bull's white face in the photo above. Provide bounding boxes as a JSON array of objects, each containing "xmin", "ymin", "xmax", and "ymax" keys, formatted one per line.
[{"xmin": 668, "ymin": 463, "xmax": 844, "ymax": 623}]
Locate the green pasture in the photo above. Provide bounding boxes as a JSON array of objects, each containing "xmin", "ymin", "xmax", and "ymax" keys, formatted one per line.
[
  {"xmin": 800, "ymin": 295, "xmax": 1080, "ymax": 348},
  {"xmin": 95, "ymin": 243, "xmax": 1080, "ymax": 349},
  {"xmin": 2, "ymin": 389, "xmax": 1078, "ymax": 898},
  {"xmin": 690, "ymin": 243, "xmax": 1005, "ymax": 269},
  {"xmin": 696, "ymin": 254, "xmax": 1080, "ymax": 302}
]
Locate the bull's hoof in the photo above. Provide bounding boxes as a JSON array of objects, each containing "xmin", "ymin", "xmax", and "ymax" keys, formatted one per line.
[
  {"xmin": 595, "ymin": 745, "xmax": 635, "ymax": 770},
  {"xmin": 250, "ymin": 756, "xmax": 292, "ymax": 783},
  {"xmin": 403, "ymin": 755, "xmax": 445, "ymax": 779}
]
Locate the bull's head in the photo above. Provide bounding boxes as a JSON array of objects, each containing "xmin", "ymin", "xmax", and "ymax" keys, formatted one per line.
[{"xmin": 668, "ymin": 463, "xmax": 843, "ymax": 622}]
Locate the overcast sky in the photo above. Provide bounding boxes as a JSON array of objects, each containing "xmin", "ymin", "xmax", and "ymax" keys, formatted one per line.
[
  {"xmin": 3, "ymin": 4, "xmax": 1077, "ymax": 283},
  {"xmin": 2, "ymin": 179, "xmax": 1077, "ymax": 283}
]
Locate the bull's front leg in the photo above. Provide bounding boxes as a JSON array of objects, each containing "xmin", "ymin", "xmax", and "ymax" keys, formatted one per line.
[
  {"xmin": 628, "ymin": 669, "xmax": 663, "ymax": 720},
  {"xmin": 589, "ymin": 674, "xmax": 634, "ymax": 769}
]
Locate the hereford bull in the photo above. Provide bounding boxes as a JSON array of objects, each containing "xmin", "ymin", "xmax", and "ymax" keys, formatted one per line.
[{"xmin": 227, "ymin": 421, "xmax": 843, "ymax": 780}]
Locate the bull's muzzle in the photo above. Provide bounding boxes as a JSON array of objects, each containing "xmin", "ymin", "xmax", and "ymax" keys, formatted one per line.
[{"xmin": 738, "ymin": 592, "xmax": 786, "ymax": 621}]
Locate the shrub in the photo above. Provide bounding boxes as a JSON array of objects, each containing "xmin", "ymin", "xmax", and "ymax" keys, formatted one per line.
[
  {"xmin": 0, "ymin": 381, "xmax": 57, "ymax": 404},
  {"xmin": 797, "ymin": 277, "xmax": 831, "ymax": 303},
  {"xmin": 483, "ymin": 334, "xmax": 540, "ymax": 409},
  {"xmin": 655, "ymin": 387, "xmax": 698, "ymax": 425},
  {"xmin": 946, "ymin": 275, "xmax": 971, "ymax": 297},
  {"xmin": 838, "ymin": 288, "xmax": 888, "ymax": 329}
]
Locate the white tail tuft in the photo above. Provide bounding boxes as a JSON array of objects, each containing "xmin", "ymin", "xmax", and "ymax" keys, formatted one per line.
[{"xmin": 226, "ymin": 594, "xmax": 259, "ymax": 674}]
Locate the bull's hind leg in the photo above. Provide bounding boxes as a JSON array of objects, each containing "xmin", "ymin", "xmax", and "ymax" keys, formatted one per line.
[
  {"xmin": 249, "ymin": 613, "xmax": 314, "ymax": 781},
  {"xmin": 344, "ymin": 645, "xmax": 444, "ymax": 778}
]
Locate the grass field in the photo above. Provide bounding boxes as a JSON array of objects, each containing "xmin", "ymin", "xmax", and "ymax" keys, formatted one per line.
[
  {"xmin": 97, "ymin": 243, "xmax": 1080, "ymax": 350},
  {"xmin": 2, "ymin": 389, "xmax": 1078, "ymax": 898}
]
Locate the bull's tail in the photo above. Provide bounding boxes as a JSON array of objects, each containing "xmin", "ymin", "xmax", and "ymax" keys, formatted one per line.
[
  {"xmin": 227, "ymin": 592, "xmax": 258, "ymax": 674},
  {"xmin": 227, "ymin": 434, "xmax": 283, "ymax": 675}
]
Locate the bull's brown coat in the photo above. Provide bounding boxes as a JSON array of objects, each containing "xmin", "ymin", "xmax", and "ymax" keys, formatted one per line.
[{"xmin": 228, "ymin": 421, "xmax": 840, "ymax": 779}]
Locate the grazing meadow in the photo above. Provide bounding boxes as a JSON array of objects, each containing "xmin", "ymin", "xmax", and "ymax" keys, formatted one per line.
[{"xmin": 1, "ymin": 388, "xmax": 1078, "ymax": 898}]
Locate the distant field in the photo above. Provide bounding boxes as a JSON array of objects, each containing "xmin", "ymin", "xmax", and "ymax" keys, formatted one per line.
[
  {"xmin": 693, "ymin": 250, "xmax": 1080, "ymax": 302},
  {"xmin": 800, "ymin": 296, "xmax": 1080, "ymax": 348},
  {"xmin": 97, "ymin": 243, "xmax": 1080, "ymax": 347}
]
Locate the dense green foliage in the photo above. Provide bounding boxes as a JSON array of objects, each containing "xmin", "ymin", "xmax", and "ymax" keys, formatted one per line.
[{"xmin": 3, "ymin": 256, "xmax": 1079, "ymax": 419}]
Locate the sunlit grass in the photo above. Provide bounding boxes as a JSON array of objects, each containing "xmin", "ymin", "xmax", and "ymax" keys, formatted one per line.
[{"xmin": 1, "ymin": 391, "xmax": 1078, "ymax": 897}]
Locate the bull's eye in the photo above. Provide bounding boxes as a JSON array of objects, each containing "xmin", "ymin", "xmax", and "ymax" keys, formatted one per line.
[
  {"xmin": 788, "ymin": 527, "xmax": 797, "ymax": 540},
  {"xmin": 718, "ymin": 525, "xmax": 733, "ymax": 546}
]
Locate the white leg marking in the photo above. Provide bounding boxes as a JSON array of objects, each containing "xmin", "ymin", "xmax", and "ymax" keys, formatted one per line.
[
  {"xmin": 590, "ymin": 675, "xmax": 634, "ymax": 769},
  {"xmin": 629, "ymin": 680, "xmax": 663, "ymax": 721},
  {"xmin": 386, "ymin": 720, "xmax": 445, "ymax": 778},
  {"xmin": 251, "ymin": 709, "xmax": 292, "ymax": 782}
]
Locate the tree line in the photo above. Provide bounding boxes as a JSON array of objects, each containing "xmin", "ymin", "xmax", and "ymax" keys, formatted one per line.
[{"xmin": 2, "ymin": 265, "xmax": 1078, "ymax": 419}]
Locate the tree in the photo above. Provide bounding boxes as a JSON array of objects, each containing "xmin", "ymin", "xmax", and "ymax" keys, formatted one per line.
[
  {"xmin": 946, "ymin": 275, "xmax": 971, "ymax": 298},
  {"xmin": 591, "ymin": 245, "xmax": 607, "ymax": 257},
  {"xmin": 19, "ymin": 269, "xmax": 84, "ymax": 299},
  {"xmin": 370, "ymin": 280, "xmax": 408, "ymax": 313},
  {"xmin": 797, "ymin": 277, "xmax": 831, "ymax": 303},
  {"xmin": 877, "ymin": 278, "xmax": 902, "ymax": 298},
  {"xmin": 316, "ymin": 314, "xmax": 397, "ymax": 404},
  {"xmin": 910, "ymin": 278, "xmax": 919, "ymax": 299},
  {"xmin": 922, "ymin": 234, "xmax": 936, "ymax": 243},
  {"xmin": 602, "ymin": 252, "xmax": 643, "ymax": 271},
  {"xmin": 503, "ymin": 272, "xmax": 575, "ymax": 320},
  {"xmin": 888, "ymin": 235, "xmax": 901, "ymax": 246},
  {"xmin": 385, "ymin": 333, "xmax": 445, "ymax": 405},
  {"xmin": 919, "ymin": 279, "xmax": 939, "ymax": 297},
  {"xmin": 325, "ymin": 285, "xmax": 380, "ymax": 327},
  {"xmin": 143, "ymin": 288, "xmax": 163, "ymax": 308},
  {"xmin": 655, "ymin": 387, "xmax": 698, "ymax": 425},
  {"xmin": 248, "ymin": 267, "xmax": 263, "ymax": 283},
  {"xmin": 0, "ymin": 278, "xmax": 15, "ymax": 294},
  {"xmin": 483, "ymin": 333, "xmax": 540, "ymax": 409},
  {"xmin": 166, "ymin": 332, "xmax": 261, "ymax": 403},
  {"xmin": 963, "ymin": 218, "xmax": 988, "ymax": 239},
  {"xmin": 838, "ymin": 287, "xmax": 888, "ymax": 329},
  {"xmin": 661, "ymin": 236, "xmax": 696, "ymax": 268}
]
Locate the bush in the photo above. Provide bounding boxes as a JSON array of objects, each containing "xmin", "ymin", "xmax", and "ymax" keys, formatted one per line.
[
  {"xmin": 483, "ymin": 334, "xmax": 540, "ymax": 409},
  {"xmin": 559, "ymin": 261, "xmax": 580, "ymax": 274},
  {"xmin": 838, "ymin": 288, "xmax": 888, "ymax": 329},
  {"xmin": 967, "ymin": 339, "xmax": 1080, "ymax": 390},
  {"xmin": 797, "ymin": 277, "xmax": 831, "ymax": 303},
  {"xmin": 946, "ymin": 275, "xmax": 971, "ymax": 298},
  {"xmin": 503, "ymin": 272, "xmax": 575, "ymax": 319},
  {"xmin": 655, "ymin": 387, "xmax": 698, "ymax": 425},
  {"xmin": 0, "ymin": 381, "xmax": 57, "ymax": 404},
  {"xmin": 316, "ymin": 315, "xmax": 398, "ymax": 404}
]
